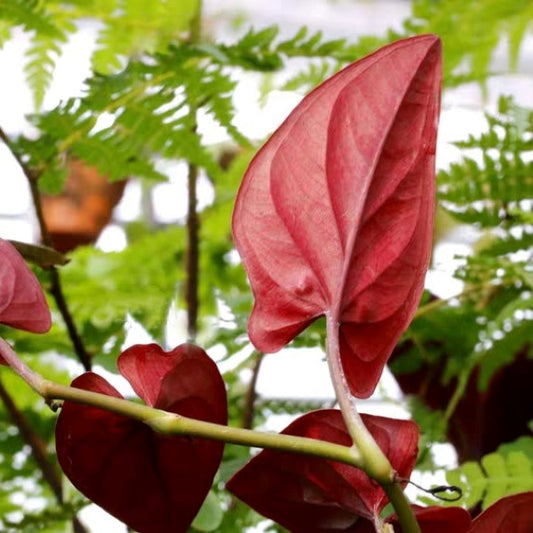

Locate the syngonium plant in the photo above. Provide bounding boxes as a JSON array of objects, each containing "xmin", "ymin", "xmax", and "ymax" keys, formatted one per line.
[{"xmin": 0, "ymin": 34, "xmax": 531, "ymax": 533}]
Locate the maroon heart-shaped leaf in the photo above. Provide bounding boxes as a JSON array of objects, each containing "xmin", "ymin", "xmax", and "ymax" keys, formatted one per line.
[
  {"xmin": 56, "ymin": 343, "xmax": 227, "ymax": 532},
  {"xmin": 227, "ymin": 410, "xmax": 419, "ymax": 531},
  {"xmin": 469, "ymin": 492, "xmax": 533, "ymax": 533},
  {"xmin": 0, "ymin": 238, "xmax": 51, "ymax": 335},
  {"xmin": 232, "ymin": 35, "xmax": 442, "ymax": 397},
  {"xmin": 388, "ymin": 505, "xmax": 472, "ymax": 533},
  {"xmin": 324, "ymin": 505, "xmax": 473, "ymax": 533}
]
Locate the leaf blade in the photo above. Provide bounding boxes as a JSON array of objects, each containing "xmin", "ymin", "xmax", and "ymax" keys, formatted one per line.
[{"xmin": 232, "ymin": 35, "xmax": 442, "ymax": 397}]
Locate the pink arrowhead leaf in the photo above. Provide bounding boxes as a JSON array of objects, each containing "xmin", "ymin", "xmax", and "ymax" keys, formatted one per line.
[
  {"xmin": 232, "ymin": 35, "xmax": 442, "ymax": 397},
  {"xmin": 226, "ymin": 410, "xmax": 419, "ymax": 531},
  {"xmin": 56, "ymin": 343, "xmax": 227, "ymax": 532},
  {"xmin": 0, "ymin": 238, "xmax": 51, "ymax": 335}
]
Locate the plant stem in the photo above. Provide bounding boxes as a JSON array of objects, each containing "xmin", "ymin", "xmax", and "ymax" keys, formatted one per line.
[
  {"xmin": 0, "ymin": 343, "xmax": 88, "ymax": 532},
  {"xmin": 325, "ymin": 314, "xmax": 391, "ymax": 481},
  {"xmin": 184, "ymin": 2, "xmax": 202, "ymax": 341},
  {"xmin": 325, "ymin": 314, "xmax": 421, "ymax": 533},
  {"xmin": 26, "ymin": 166, "xmax": 93, "ymax": 371},
  {"xmin": 0, "ymin": 374, "xmax": 63, "ymax": 501},
  {"xmin": 383, "ymin": 483, "xmax": 421, "ymax": 533},
  {"xmin": 0, "ymin": 125, "xmax": 92, "ymax": 370},
  {"xmin": 0, "ymin": 338, "xmax": 46, "ymax": 393},
  {"xmin": 444, "ymin": 365, "xmax": 473, "ymax": 421},
  {"xmin": 46, "ymin": 380, "xmax": 362, "ymax": 466},
  {"xmin": 185, "ymin": 158, "xmax": 199, "ymax": 341},
  {"xmin": 48, "ymin": 267, "xmax": 92, "ymax": 370},
  {"xmin": 242, "ymin": 351, "xmax": 264, "ymax": 429},
  {"xmin": 0, "ymin": 338, "xmax": 362, "ymax": 468}
]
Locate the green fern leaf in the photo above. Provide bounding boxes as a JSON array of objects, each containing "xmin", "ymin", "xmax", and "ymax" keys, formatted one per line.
[
  {"xmin": 0, "ymin": 0, "xmax": 76, "ymax": 108},
  {"xmin": 446, "ymin": 451, "xmax": 533, "ymax": 510},
  {"xmin": 406, "ymin": 0, "xmax": 533, "ymax": 86},
  {"xmin": 476, "ymin": 291, "xmax": 533, "ymax": 389}
]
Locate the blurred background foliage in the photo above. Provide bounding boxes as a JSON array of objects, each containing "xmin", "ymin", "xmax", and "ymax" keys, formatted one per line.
[{"xmin": 0, "ymin": 0, "xmax": 532, "ymax": 531}]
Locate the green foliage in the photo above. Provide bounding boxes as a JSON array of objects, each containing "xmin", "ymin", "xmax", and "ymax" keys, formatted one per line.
[
  {"xmin": 0, "ymin": 0, "xmax": 532, "ymax": 531},
  {"xmin": 191, "ymin": 490, "xmax": 224, "ymax": 532},
  {"xmin": 0, "ymin": 363, "xmax": 76, "ymax": 532},
  {"xmin": 89, "ymin": 0, "xmax": 199, "ymax": 74},
  {"xmin": 437, "ymin": 96, "xmax": 533, "ymax": 389},
  {"xmin": 408, "ymin": 396, "xmax": 448, "ymax": 471},
  {"xmin": 405, "ymin": 0, "xmax": 533, "ymax": 85},
  {"xmin": 445, "ymin": 448, "xmax": 533, "ymax": 510},
  {"xmin": 0, "ymin": 0, "xmax": 200, "ymax": 108},
  {"xmin": 439, "ymin": 96, "xmax": 533, "ymax": 228},
  {"xmin": 0, "ymin": 0, "xmax": 77, "ymax": 108},
  {"xmin": 2, "ymin": 499, "xmax": 86, "ymax": 533}
]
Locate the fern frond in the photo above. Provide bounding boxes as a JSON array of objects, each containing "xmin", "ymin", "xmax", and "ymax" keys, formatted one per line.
[
  {"xmin": 202, "ymin": 67, "xmax": 251, "ymax": 148},
  {"xmin": 439, "ymin": 96, "xmax": 532, "ymax": 229},
  {"xmin": 406, "ymin": 0, "xmax": 533, "ymax": 85},
  {"xmin": 475, "ymin": 290, "xmax": 533, "ymax": 389},
  {"xmin": 0, "ymin": 0, "xmax": 76, "ymax": 108},
  {"xmin": 446, "ymin": 451, "xmax": 533, "ymax": 510},
  {"xmin": 25, "ymin": 33, "xmax": 63, "ymax": 110},
  {"xmin": 91, "ymin": 0, "xmax": 198, "ymax": 74},
  {"xmin": 281, "ymin": 59, "xmax": 338, "ymax": 93}
]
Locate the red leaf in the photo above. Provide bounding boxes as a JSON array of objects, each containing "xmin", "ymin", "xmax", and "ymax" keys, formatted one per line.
[
  {"xmin": 226, "ymin": 410, "xmax": 419, "ymax": 531},
  {"xmin": 232, "ymin": 35, "xmax": 442, "ymax": 397},
  {"xmin": 56, "ymin": 343, "xmax": 227, "ymax": 533},
  {"xmin": 0, "ymin": 238, "xmax": 51, "ymax": 335},
  {"xmin": 469, "ymin": 492, "xmax": 533, "ymax": 533},
  {"xmin": 388, "ymin": 505, "xmax": 472, "ymax": 533}
]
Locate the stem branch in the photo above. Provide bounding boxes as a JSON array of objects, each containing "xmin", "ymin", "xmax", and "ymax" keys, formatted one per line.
[
  {"xmin": 242, "ymin": 351, "xmax": 264, "ymax": 429},
  {"xmin": 0, "ymin": 342, "xmax": 89, "ymax": 532},
  {"xmin": 0, "ymin": 125, "xmax": 92, "ymax": 370},
  {"xmin": 0, "ymin": 374, "xmax": 63, "ymax": 501},
  {"xmin": 325, "ymin": 314, "xmax": 421, "ymax": 533},
  {"xmin": 43, "ymin": 380, "xmax": 362, "ymax": 467},
  {"xmin": 185, "ymin": 158, "xmax": 199, "ymax": 341},
  {"xmin": 0, "ymin": 339, "xmax": 362, "ymax": 469},
  {"xmin": 383, "ymin": 483, "xmax": 421, "ymax": 533},
  {"xmin": 325, "ymin": 314, "xmax": 391, "ymax": 481}
]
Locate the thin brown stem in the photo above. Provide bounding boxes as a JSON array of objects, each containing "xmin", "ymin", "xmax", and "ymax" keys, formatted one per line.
[
  {"xmin": 0, "ymin": 125, "xmax": 92, "ymax": 370},
  {"xmin": 0, "ymin": 373, "xmax": 88, "ymax": 532},
  {"xmin": 185, "ymin": 159, "xmax": 199, "ymax": 341},
  {"xmin": 242, "ymin": 352, "xmax": 264, "ymax": 429},
  {"xmin": 183, "ymin": 0, "xmax": 204, "ymax": 341},
  {"xmin": 0, "ymin": 374, "xmax": 63, "ymax": 500},
  {"xmin": 48, "ymin": 268, "xmax": 92, "ymax": 370}
]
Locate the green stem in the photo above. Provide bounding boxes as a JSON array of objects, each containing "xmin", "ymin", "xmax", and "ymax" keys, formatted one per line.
[
  {"xmin": 325, "ymin": 314, "xmax": 421, "ymax": 533},
  {"xmin": 383, "ymin": 483, "xmax": 421, "ymax": 533},
  {"xmin": 325, "ymin": 314, "xmax": 391, "ymax": 482},
  {"xmin": 0, "ymin": 338, "xmax": 46, "ymax": 393},
  {"xmin": 444, "ymin": 365, "xmax": 473, "ymax": 421},
  {"xmin": 0, "ymin": 338, "xmax": 362, "ymax": 467},
  {"xmin": 44, "ymin": 380, "xmax": 362, "ymax": 465}
]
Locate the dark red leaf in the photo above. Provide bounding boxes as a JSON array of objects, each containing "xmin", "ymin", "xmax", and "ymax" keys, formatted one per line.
[
  {"xmin": 469, "ymin": 492, "xmax": 533, "ymax": 533},
  {"xmin": 232, "ymin": 35, "xmax": 442, "ymax": 397},
  {"xmin": 227, "ymin": 410, "xmax": 419, "ymax": 531},
  {"xmin": 388, "ymin": 505, "xmax": 471, "ymax": 533},
  {"xmin": 0, "ymin": 238, "xmax": 51, "ymax": 336},
  {"xmin": 56, "ymin": 343, "xmax": 227, "ymax": 533}
]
